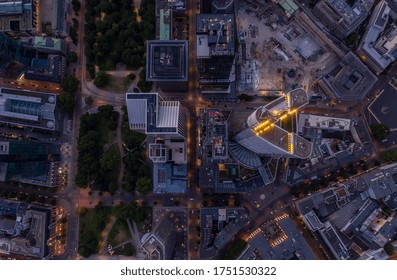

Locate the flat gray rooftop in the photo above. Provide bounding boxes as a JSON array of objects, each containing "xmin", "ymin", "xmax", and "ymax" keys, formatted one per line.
[
  {"xmin": 320, "ymin": 52, "xmax": 377, "ymax": 99},
  {"xmin": 146, "ymin": 40, "xmax": 188, "ymax": 82}
]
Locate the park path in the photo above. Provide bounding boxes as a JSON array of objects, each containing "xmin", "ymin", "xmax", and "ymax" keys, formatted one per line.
[
  {"xmin": 116, "ymin": 111, "xmax": 126, "ymax": 194},
  {"xmin": 99, "ymin": 216, "xmax": 117, "ymax": 254},
  {"xmin": 127, "ymin": 218, "xmax": 146, "ymax": 258},
  {"xmin": 113, "ymin": 239, "xmax": 133, "ymax": 250}
]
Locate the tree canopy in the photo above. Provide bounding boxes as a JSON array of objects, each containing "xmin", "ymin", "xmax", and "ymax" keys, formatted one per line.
[
  {"xmin": 61, "ymin": 75, "xmax": 79, "ymax": 93},
  {"xmin": 370, "ymin": 124, "xmax": 390, "ymax": 141},
  {"xmin": 136, "ymin": 177, "xmax": 151, "ymax": 194},
  {"xmin": 94, "ymin": 71, "xmax": 110, "ymax": 88},
  {"xmin": 84, "ymin": 0, "xmax": 155, "ymax": 71}
]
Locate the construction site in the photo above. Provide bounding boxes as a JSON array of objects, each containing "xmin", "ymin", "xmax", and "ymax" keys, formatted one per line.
[{"xmin": 235, "ymin": 3, "xmax": 340, "ymax": 96}]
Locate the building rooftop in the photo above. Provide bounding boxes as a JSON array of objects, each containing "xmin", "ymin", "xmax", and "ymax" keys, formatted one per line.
[
  {"xmin": 298, "ymin": 114, "xmax": 351, "ymax": 133},
  {"xmin": 0, "ymin": 87, "xmax": 60, "ymax": 131},
  {"xmin": 275, "ymin": 0, "xmax": 299, "ymax": 17},
  {"xmin": 24, "ymin": 54, "xmax": 66, "ymax": 83},
  {"xmin": 153, "ymin": 163, "xmax": 187, "ymax": 193},
  {"xmin": 235, "ymin": 89, "xmax": 312, "ymax": 158},
  {"xmin": 313, "ymin": 0, "xmax": 374, "ymax": 38},
  {"xmin": 146, "ymin": 40, "xmax": 188, "ymax": 82},
  {"xmin": 196, "ymin": 14, "xmax": 235, "ymax": 57},
  {"xmin": 126, "ymin": 92, "xmax": 183, "ymax": 136},
  {"xmin": 319, "ymin": 52, "xmax": 377, "ymax": 99},
  {"xmin": 0, "ymin": 1, "xmax": 23, "ymax": 15},
  {"xmin": 156, "ymin": 0, "xmax": 186, "ymax": 12},
  {"xmin": 200, "ymin": 207, "xmax": 248, "ymax": 259},
  {"xmin": 358, "ymin": 0, "xmax": 397, "ymax": 73},
  {"xmin": 145, "ymin": 207, "xmax": 188, "ymax": 260},
  {"xmin": 0, "ymin": 0, "xmax": 36, "ymax": 32},
  {"xmin": 242, "ymin": 214, "xmax": 316, "ymax": 260},
  {"xmin": 20, "ymin": 36, "xmax": 66, "ymax": 54},
  {"xmin": 0, "ymin": 199, "xmax": 51, "ymax": 259},
  {"xmin": 355, "ymin": 163, "xmax": 397, "ymax": 200},
  {"xmin": 0, "ymin": 140, "xmax": 60, "ymax": 187}
]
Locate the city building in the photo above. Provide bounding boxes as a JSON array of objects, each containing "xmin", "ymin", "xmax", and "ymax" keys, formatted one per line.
[
  {"xmin": 287, "ymin": 113, "xmax": 374, "ymax": 185},
  {"xmin": 233, "ymin": 89, "xmax": 312, "ymax": 159},
  {"xmin": 0, "ymin": 0, "xmax": 39, "ymax": 33},
  {"xmin": 200, "ymin": 207, "xmax": 248, "ymax": 259},
  {"xmin": 153, "ymin": 162, "xmax": 187, "ymax": 193},
  {"xmin": 40, "ymin": 0, "xmax": 70, "ymax": 37},
  {"xmin": 0, "ymin": 87, "xmax": 61, "ymax": 131},
  {"xmin": 146, "ymin": 40, "xmax": 188, "ymax": 82},
  {"xmin": 142, "ymin": 207, "xmax": 188, "ymax": 259},
  {"xmin": 317, "ymin": 52, "xmax": 377, "ymax": 100},
  {"xmin": 24, "ymin": 54, "xmax": 66, "ymax": 83},
  {"xmin": 0, "ymin": 140, "xmax": 61, "ymax": 187},
  {"xmin": 198, "ymin": 108, "xmax": 252, "ymax": 192},
  {"xmin": 239, "ymin": 214, "xmax": 317, "ymax": 260},
  {"xmin": 0, "ymin": 34, "xmax": 67, "ymax": 83},
  {"xmin": 272, "ymin": 0, "xmax": 299, "ymax": 18},
  {"xmin": 20, "ymin": 36, "xmax": 67, "ymax": 55},
  {"xmin": 196, "ymin": 13, "xmax": 236, "ymax": 93},
  {"xmin": 0, "ymin": 198, "xmax": 53, "ymax": 259},
  {"xmin": 313, "ymin": 0, "xmax": 374, "ymax": 39},
  {"xmin": 126, "ymin": 92, "xmax": 187, "ymax": 139},
  {"xmin": 296, "ymin": 164, "xmax": 397, "ymax": 260},
  {"xmin": 155, "ymin": 0, "xmax": 187, "ymax": 41},
  {"xmin": 357, "ymin": 0, "xmax": 397, "ymax": 74},
  {"xmin": 200, "ymin": 0, "xmax": 234, "ymax": 14},
  {"xmin": 0, "ymin": 54, "xmax": 24, "ymax": 79}
]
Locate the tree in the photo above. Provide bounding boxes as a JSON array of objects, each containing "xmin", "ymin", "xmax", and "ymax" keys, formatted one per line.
[
  {"xmin": 345, "ymin": 32, "xmax": 358, "ymax": 47},
  {"xmin": 58, "ymin": 91, "xmax": 76, "ymax": 114},
  {"xmin": 72, "ymin": 0, "xmax": 81, "ymax": 14},
  {"xmin": 113, "ymin": 202, "xmax": 136, "ymax": 219},
  {"xmin": 61, "ymin": 75, "xmax": 79, "ymax": 94},
  {"xmin": 238, "ymin": 93, "xmax": 254, "ymax": 102},
  {"xmin": 128, "ymin": 73, "xmax": 136, "ymax": 80},
  {"xmin": 108, "ymin": 181, "xmax": 118, "ymax": 195},
  {"xmin": 68, "ymin": 52, "xmax": 78, "ymax": 63},
  {"xmin": 94, "ymin": 71, "xmax": 110, "ymax": 88},
  {"xmin": 100, "ymin": 146, "xmax": 120, "ymax": 170},
  {"xmin": 383, "ymin": 150, "xmax": 397, "ymax": 162},
  {"xmin": 136, "ymin": 177, "xmax": 151, "ymax": 194},
  {"xmin": 384, "ymin": 243, "xmax": 394, "ymax": 256},
  {"xmin": 85, "ymin": 96, "xmax": 93, "ymax": 106},
  {"xmin": 370, "ymin": 124, "xmax": 390, "ymax": 141}
]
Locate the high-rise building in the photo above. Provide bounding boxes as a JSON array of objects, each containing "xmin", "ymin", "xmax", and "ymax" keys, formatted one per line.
[
  {"xmin": 146, "ymin": 40, "xmax": 188, "ymax": 82},
  {"xmin": 196, "ymin": 13, "xmax": 235, "ymax": 93},
  {"xmin": 233, "ymin": 89, "xmax": 312, "ymax": 159},
  {"xmin": 357, "ymin": 0, "xmax": 397, "ymax": 74},
  {"xmin": 313, "ymin": 0, "xmax": 374, "ymax": 39},
  {"xmin": 0, "ymin": 140, "xmax": 60, "ymax": 187},
  {"xmin": 141, "ymin": 211, "xmax": 177, "ymax": 259},
  {"xmin": 126, "ymin": 92, "xmax": 187, "ymax": 139}
]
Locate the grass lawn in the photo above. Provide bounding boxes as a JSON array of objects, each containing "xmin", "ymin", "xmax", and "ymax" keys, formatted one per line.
[
  {"xmin": 108, "ymin": 218, "xmax": 130, "ymax": 247},
  {"xmin": 103, "ymin": 75, "xmax": 132, "ymax": 94}
]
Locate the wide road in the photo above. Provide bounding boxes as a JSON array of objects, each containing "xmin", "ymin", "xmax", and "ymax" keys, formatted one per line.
[{"xmin": 56, "ymin": 0, "xmax": 87, "ymax": 260}]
